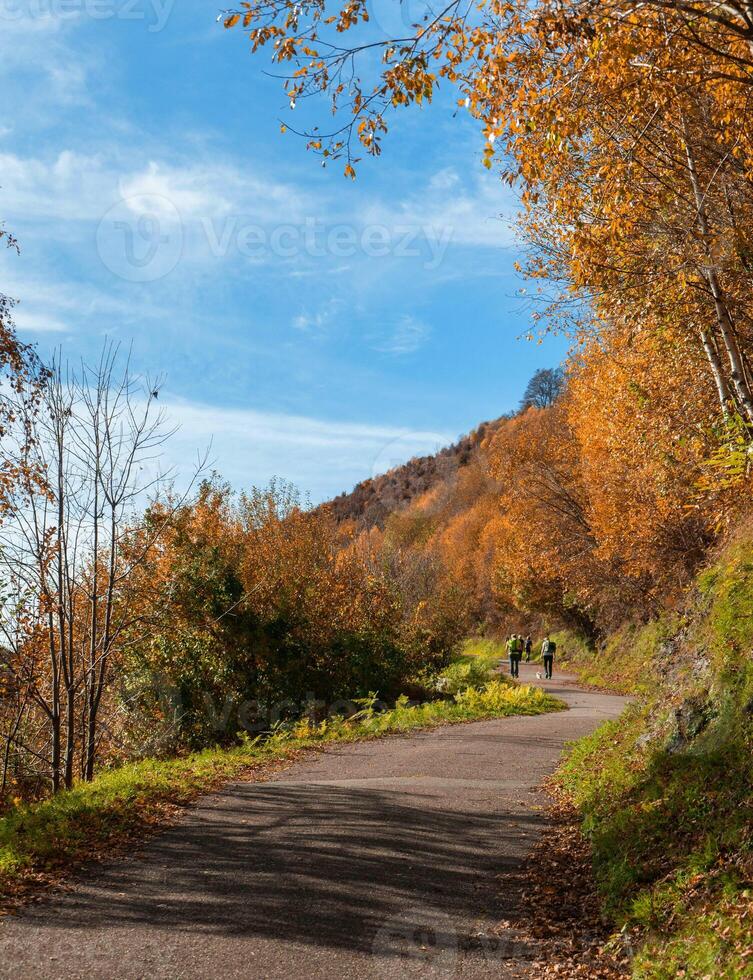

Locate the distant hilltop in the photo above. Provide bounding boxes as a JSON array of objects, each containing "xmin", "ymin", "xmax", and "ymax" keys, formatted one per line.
[{"xmin": 322, "ymin": 416, "xmax": 507, "ymax": 529}]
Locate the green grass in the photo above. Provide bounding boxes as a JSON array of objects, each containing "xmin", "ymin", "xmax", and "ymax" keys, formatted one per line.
[
  {"xmin": 435, "ymin": 637, "xmax": 507, "ymax": 693},
  {"xmin": 559, "ymin": 708, "xmax": 753, "ymax": 977},
  {"xmin": 457, "ymin": 636, "xmax": 508, "ymax": 668},
  {"xmin": 556, "ymin": 621, "xmax": 674, "ymax": 696},
  {"xmin": 0, "ymin": 678, "xmax": 564, "ymax": 899},
  {"xmin": 557, "ymin": 533, "xmax": 753, "ymax": 977},
  {"xmin": 553, "ymin": 629, "xmax": 593, "ymax": 671}
]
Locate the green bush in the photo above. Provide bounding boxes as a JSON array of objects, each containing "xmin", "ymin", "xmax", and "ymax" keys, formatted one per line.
[{"xmin": 435, "ymin": 657, "xmax": 495, "ymax": 694}]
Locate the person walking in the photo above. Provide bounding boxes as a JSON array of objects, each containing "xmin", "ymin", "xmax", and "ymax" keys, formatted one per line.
[
  {"xmin": 524, "ymin": 634, "xmax": 533, "ymax": 662},
  {"xmin": 508, "ymin": 633, "xmax": 522, "ymax": 678},
  {"xmin": 541, "ymin": 634, "xmax": 556, "ymax": 679}
]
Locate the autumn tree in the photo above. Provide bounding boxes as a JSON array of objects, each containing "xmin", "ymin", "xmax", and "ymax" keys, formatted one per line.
[
  {"xmin": 122, "ymin": 478, "xmax": 465, "ymax": 749},
  {"xmin": 219, "ymin": 0, "xmax": 753, "ymax": 647},
  {"xmin": 0, "ymin": 346, "xmax": 187, "ymax": 794},
  {"xmin": 224, "ymin": 0, "xmax": 753, "ymax": 437}
]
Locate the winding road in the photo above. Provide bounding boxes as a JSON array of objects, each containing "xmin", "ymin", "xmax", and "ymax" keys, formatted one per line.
[{"xmin": 0, "ymin": 665, "xmax": 625, "ymax": 979}]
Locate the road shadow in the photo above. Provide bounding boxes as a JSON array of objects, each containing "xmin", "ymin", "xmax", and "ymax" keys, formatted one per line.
[{"xmin": 15, "ymin": 781, "xmax": 547, "ymax": 958}]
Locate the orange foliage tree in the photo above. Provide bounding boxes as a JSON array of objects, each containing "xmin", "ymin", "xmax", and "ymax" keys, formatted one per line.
[
  {"xmin": 225, "ymin": 0, "xmax": 753, "ymax": 443},
  {"xmin": 121, "ymin": 479, "xmax": 467, "ymax": 751},
  {"xmin": 222, "ymin": 0, "xmax": 753, "ymax": 629}
]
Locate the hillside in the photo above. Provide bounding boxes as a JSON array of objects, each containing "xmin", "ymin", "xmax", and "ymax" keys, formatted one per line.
[
  {"xmin": 325, "ymin": 418, "xmax": 504, "ymax": 529},
  {"xmin": 325, "ymin": 367, "xmax": 567, "ymax": 531}
]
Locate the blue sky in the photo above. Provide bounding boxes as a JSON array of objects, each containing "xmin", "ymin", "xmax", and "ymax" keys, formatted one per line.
[{"xmin": 0, "ymin": 0, "xmax": 568, "ymax": 501}]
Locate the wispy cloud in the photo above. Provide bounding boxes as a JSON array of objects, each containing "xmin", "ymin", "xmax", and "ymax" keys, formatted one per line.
[
  {"xmin": 292, "ymin": 298, "xmax": 343, "ymax": 334},
  {"xmin": 0, "ymin": 151, "xmax": 307, "ymax": 228},
  {"xmin": 372, "ymin": 314, "xmax": 431, "ymax": 355},
  {"xmin": 12, "ymin": 309, "xmax": 70, "ymax": 334},
  {"xmin": 1, "ymin": 13, "xmax": 96, "ymax": 112},
  {"xmin": 120, "ymin": 160, "xmax": 305, "ymax": 225},
  {"xmin": 160, "ymin": 397, "xmax": 454, "ymax": 501},
  {"xmin": 363, "ymin": 166, "xmax": 518, "ymax": 249},
  {"xmin": 2, "ymin": 271, "xmax": 167, "ymax": 333}
]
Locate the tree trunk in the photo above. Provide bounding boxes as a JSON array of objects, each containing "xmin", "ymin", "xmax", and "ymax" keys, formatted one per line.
[
  {"xmin": 683, "ymin": 126, "xmax": 753, "ymax": 422},
  {"xmin": 699, "ymin": 326, "xmax": 733, "ymax": 411}
]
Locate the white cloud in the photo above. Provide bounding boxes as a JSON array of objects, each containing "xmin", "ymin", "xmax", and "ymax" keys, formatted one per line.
[
  {"xmin": 293, "ymin": 310, "xmax": 327, "ymax": 331},
  {"xmin": 160, "ymin": 397, "xmax": 454, "ymax": 501},
  {"xmin": 292, "ymin": 298, "xmax": 342, "ymax": 333},
  {"xmin": 0, "ymin": 150, "xmax": 116, "ymax": 222},
  {"xmin": 119, "ymin": 160, "xmax": 297, "ymax": 224},
  {"xmin": 0, "ymin": 12, "xmax": 94, "ymax": 109},
  {"xmin": 373, "ymin": 314, "xmax": 431, "ymax": 355},
  {"xmin": 12, "ymin": 309, "xmax": 70, "ymax": 334},
  {"xmin": 428, "ymin": 168, "xmax": 461, "ymax": 192},
  {"xmin": 0, "ymin": 151, "xmax": 309, "ymax": 229},
  {"xmin": 1, "ymin": 271, "xmax": 172, "ymax": 338},
  {"xmin": 363, "ymin": 167, "xmax": 518, "ymax": 249},
  {"xmin": 1, "ymin": 145, "xmax": 518, "ymax": 264},
  {"xmin": 47, "ymin": 60, "xmax": 90, "ymax": 105},
  {"xmin": 122, "ymin": 164, "xmax": 220, "ymax": 221}
]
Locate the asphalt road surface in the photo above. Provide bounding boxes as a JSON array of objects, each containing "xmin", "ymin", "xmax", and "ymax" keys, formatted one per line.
[{"xmin": 0, "ymin": 665, "xmax": 626, "ymax": 979}]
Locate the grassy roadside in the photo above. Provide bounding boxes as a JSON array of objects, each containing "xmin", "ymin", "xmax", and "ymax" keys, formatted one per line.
[
  {"xmin": 0, "ymin": 677, "xmax": 564, "ymax": 906},
  {"xmin": 557, "ymin": 706, "xmax": 753, "ymax": 978},
  {"xmin": 555, "ymin": 624, "xmax": 671, "ymax": 696},
  {"xmin": 441, "ymin": 636, "xmax": 508, "ymax": 688},
  {"xmin": 552, "ymin": 532, "xmax": 753, "ymax": 978}
]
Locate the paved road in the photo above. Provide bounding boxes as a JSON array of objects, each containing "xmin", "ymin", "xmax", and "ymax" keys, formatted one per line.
[{"xmin": 0, "ymin": 666, "xmax": 626, "ymax": 979}]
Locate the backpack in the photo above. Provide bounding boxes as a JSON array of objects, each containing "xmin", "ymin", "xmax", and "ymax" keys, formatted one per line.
[{"xmin": 545, "ymin": 639, "xmax": 556, "ymax": 654}]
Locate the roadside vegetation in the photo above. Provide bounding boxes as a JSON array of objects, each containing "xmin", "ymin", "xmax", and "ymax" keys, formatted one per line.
[
  {"xmin": 555, "ymin": 625, "xmax": 672, "ymax": 697},
  {"xmin": 436, "ymin": 637, "xmax": 507, "ymax": 692},
  {"xmin": 557, "ymin": 530, "xmax": 753, "ymax": 978}
]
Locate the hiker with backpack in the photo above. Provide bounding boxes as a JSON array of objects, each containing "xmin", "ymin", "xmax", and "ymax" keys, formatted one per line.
[
  {"xmin": 541, "ymin": 635, "xmax": 556, "ymax": 679},
  {"xmin": 524, "ymin": 634, "xmax": 533, "ymax": 662},
  {"xmin": 507, "ymin": 633, "xmax": 523, "ymax": 678}
]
